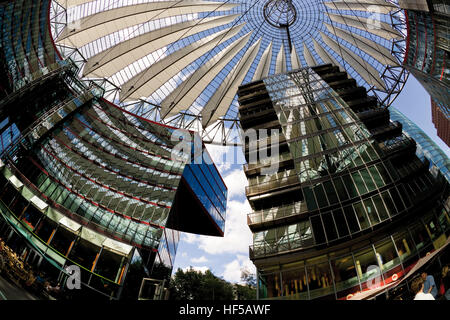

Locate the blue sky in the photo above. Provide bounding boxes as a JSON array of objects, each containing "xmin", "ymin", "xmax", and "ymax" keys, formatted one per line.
[{"xmin": 171, "ymin": 75, "xmax": 450, "ymax": 283}]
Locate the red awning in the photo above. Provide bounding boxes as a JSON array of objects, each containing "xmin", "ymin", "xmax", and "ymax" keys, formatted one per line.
[{"xmin": 349, "ymin": 236, "xmax": 450, "ymax": 300}]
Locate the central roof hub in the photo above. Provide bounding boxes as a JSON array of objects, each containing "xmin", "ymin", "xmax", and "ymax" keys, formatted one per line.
[{"xmin": 263, "ymin": 0, "xmax": 298, "ymax": 28}]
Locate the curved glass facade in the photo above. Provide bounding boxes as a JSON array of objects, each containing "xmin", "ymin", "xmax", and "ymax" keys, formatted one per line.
[
  {"xmin": 0, "ymin": 0, "xmax": 227, "ymax": 300},
  {"xmin": 238, "ymin": 64, "xmax": 450, "ymax": 300},
  {"xmin": 402, "ymin": 0, "xmax": 450, "ymax": 146}
]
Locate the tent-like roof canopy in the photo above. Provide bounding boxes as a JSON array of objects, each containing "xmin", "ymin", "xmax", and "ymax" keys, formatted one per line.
[{"xmin": 50, "ymin": 0, "xmax": 408, "ymax": 144}]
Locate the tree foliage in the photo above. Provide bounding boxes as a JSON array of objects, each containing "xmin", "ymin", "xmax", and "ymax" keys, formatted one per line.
[
  {"xmin": 169, "ymin": 267, "xmax": 234, "ymax": 300},
  {"xmin": 169, "ymin": 267, "xmax": 257, "ymax": 300}
]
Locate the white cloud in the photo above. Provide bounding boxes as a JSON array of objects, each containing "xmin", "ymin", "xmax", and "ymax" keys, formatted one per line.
[
  {"xmin": 187, "ymin": 199, "xmax": 252, "ymax": 255},
  {"xmin": 190, "ymin": 256, "xmax": 208, "ymax": 264},
  {"xmin": 222, "ymin": 255, "xmax": 256, "ymax": 284},
  {"xmin": 182, "ymin": 233, "xmax": 200, "ymax": 244},
  {"xmin": 182, "ymin": 266, "xmax": 209, "ymax": 274},
  {"xmin": 205, "ymin": 145, "xmax": 246, "ymax": 175},
  {"xmin": 223, "ymin": 169, "xmax": 248, "ymax": 200}
]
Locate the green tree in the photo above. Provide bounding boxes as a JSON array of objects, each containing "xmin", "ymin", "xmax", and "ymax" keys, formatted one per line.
[
  {"xmin": 234, "ymin": 269, "xmax": 257, "ymax": 300},
  {"xmin": 169, "ymin": 267, "xmax": 234, "ymax": 300}
]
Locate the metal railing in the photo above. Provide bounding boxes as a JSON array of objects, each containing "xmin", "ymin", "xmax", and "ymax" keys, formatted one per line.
[
  {"xmin": 246, "ymin": 173, "xmax": 300, "ymax": 196},
  {"xmin": 249, "ymin": 237, "xmax": 316, "ymax": 259},
  {"xmin": 247, "ymin": 201, "xmax": 308, "ymax": 226}
]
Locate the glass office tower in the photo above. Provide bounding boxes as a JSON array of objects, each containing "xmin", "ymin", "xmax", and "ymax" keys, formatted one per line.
[
  {"xmin": 400, "ymin": 0, "xmax": 450, "ymax": 146},
  {"xmin": 0, "ymin": 0, "xmax": 227, "ymax": 300},
  {"xmin": 238, "ymin": 64, "xmax": 449, "ymax": 300}
]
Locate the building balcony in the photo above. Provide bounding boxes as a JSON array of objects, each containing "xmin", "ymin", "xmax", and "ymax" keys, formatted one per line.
[
  {"xmin": 370, "ymin": 121, "xmax": 403, "ymax": 140},
  {"xmin": 347, "ymin": 96, "xmax": 378, "ymax": 111},
  {"xmin": 246, "ymin": 173, "xmax": 300, "ymax": 198},
  {"xmin": 244, "ymin": 152, "xmax": 292, "ymax": 175},
  {"xmin": 237, "ymin": 80, "xmax": 266, "ymax": 97},
  {"xmin": 247, "ymin": 201, "xmax": 308, "ymax": 231},
  {"xmin": 357, "ymin": 107, "xmax": 390, "ymax": 122},
  {"xmin": 239, "ymin": 106, "xmax": 278, "ymax": 129},
  {"xmin": 378, "ymin": 134, "xmax": 417, "ymax": 157},
  {"xmin": 249, "ymin": 236, "xmax": 315, "ymax": 260}
]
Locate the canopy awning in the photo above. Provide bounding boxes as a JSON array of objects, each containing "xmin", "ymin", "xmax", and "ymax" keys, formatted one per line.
[
  {"xmin": 30, "ymin": 195, "xmax": 49, "ymax": 212},
  {"xmin": 349, "ymin": 236, "xmax": 450, "ymax": 300},
  {"xmin": 59, "ymin": 216, "xmax": 82, "ymax": 233},
  {"xmin": 8, "ymin": 175, "xmax": 23, "ymax": 190},
  {"xmin": 348, "ymin": 281, "xmax": 398, "ymax": 300}
]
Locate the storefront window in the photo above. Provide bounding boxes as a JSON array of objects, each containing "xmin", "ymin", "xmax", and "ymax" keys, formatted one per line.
[
  {"xmin": 423, "ymin": 213, "xmax": 443, "ymax": 243},
  {"xmin": 353, "ymin": 246, "xmax": 380, "ymax": 291},
  {"xmin": 330, "ymin": 253, "xmax": 359, "ymax": 298},
  {"xmin": 409, "ymin": 221, "xmax": 431, "ymax": 255},
  {"xmin": 260, "ymin": 271, "xmax": 282, "ymax": 299},
  {"xmin": 1, "ymin": 183, "xmax": 18, "ymax": 207},
  {"xmin": 68, "ymin": 238, "xmax": 101, "ymax": 271},
  {"xmin": 306, "ymin": 257, "xmax": 335, "ymax": 299},
  {"xmin": 34, "ymin": 218, "xmax": 56, "ymax": 244},
  {"xmin": 281, "ymin": 265, "xmax": 308, "ymax": 300},
  {"xmin": 392, "ymin": 231, "xmax": 416, "ymax": 264},
  {"xmin": 437, "ymin": 208, "xmax": 449, "ymax": 231},
  {"xmin": 374, "ymin": 238, "xmax": 401, "ymax": 275},
  {"xmin": 50, "ymin": 226, "xmax": 77, "ymax": 257},
  {"xmin": 20, "ymin": 204, "xmax": 41, "ymax": 230},
  {"xmin": 95, "ymin": 249, "xmax": 124, "ymax": 283}
]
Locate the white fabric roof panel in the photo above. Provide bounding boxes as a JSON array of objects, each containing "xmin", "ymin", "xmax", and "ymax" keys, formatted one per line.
[
  {"xmin": 83, "ymin": 14, "xmax": 240, "ymax": 78},
  {"xmin": 160, "ymin": 31, "xmax": 253, "ymax": 119},
  {"xmin": 52, "ymin": 0, "xmax": 407, "ymax": 135},
  {"xmin": 120, "ymin": 24, "xmax": 245, "ymax": 101},
  {"xmin": 57, "ymin": 1, "xmax": 239, "ymax": 48},
  {"xmin": 312, "ymin": 39, "xmax": 345, "ymax": 72},
  {"xmin": 275, "ymin": 44, "xmax": 287, "ymax": 75},
  {"xmin": 324, "ymin": 0, "xmax": 397, "ymax": 14},
  {"xmin": 290, "ymin": 44, "xmax": 302, "ymax": 70},
  {"xmin": 201, "ymin": 37, "xmax": 261, "ymax": 127},
  {"xmin": 252, "ymin": 42, "xmax": 273, "ymax": 81},
  {"xmin": 323, "ymin": 23, "xmax": 399, "ymax": 66},
  {"xmin": 303, "ymin": 43, "xmax": 318, "ymax": 67},
  {"xmin": 327, "ymin": 13, "xmax": 403, "ymax": 40},
  {"xmin": 320, "ymin": 31, "xmax": 386, "ymax": 91}
]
